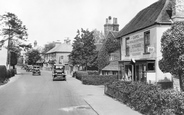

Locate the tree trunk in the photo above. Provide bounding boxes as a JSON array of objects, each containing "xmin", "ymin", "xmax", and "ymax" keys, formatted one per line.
[
  {"xmin": 13, "ymin": 65, "xmax": 15, "ymax": 69},
  {"xmin": 178, "ymin": 70, "xmax": 184, "ymax": 91}
]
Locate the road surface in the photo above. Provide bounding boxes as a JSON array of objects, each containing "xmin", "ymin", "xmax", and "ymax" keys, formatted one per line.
[{"xmin": 0, "ymin": 68, "xmax": 97, "ymax": 115}]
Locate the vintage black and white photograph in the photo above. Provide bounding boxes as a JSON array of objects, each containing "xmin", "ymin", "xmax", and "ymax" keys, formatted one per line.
[{"xmin": 0, "ymin": 0, "xmax": 183, "ymax": 115}]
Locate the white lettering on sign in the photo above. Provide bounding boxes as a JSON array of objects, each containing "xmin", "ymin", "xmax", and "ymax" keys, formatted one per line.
[{"xmin": 127, "ymin": 33, "xmax": 144, "ymax": 56}]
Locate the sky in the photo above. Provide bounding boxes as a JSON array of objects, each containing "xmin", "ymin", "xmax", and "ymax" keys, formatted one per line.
[{"xmin": 0, "ymin": 0, "xmax": 158, "ymax": 47}]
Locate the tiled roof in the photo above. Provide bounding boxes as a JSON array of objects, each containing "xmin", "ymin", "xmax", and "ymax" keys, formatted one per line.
[
  {"xmin": 110, "ymin": 50, "xmax": 120, "ymax": 61},
  {"xmin": 110, "ymin": 31, "xmax": 118, "ymax": 38},
  {"xmin": 102, "ymin": 61, "xmax": 119, "ymax": 71},
  {"xmin": 46, "ymin": 43, "xmax": 72, "ymax": 54},
  {"xmin": 95, "ymin": 43, "xmax": 103, "ymax": 51},
  {"xmin": 117, "ymin": 0, "xmax": 172, "ymax": 38}
]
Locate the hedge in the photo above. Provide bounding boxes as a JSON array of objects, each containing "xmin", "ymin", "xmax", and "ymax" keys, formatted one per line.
[
  {"xmin": 157, "ymin": 77, "xmax": 173, "ymax": 89},
  {"xmin": 4, "ymin": 69, "xmax": 15, "ymax": 80},
  {"xmin": 87, "ymin": 71, "xmax": 99, "ymax": 75},
  {"xmin": 105, "ymin": 81, "xmax": 184, "ymax": 115},
  {"xmin": 10, "ymin": 69, "xmax": 15, "ymax": 77},
  {"xmin": 82, "ymin": 75, "xmax": 118, "ymax": 85},
  {"xmin": 74, "ymin": 71, "xmax": 99, "ymax": 80},
  {"xmin": 75, "ymin": 71, "xmax": 88, "ymax": 80},
  {"xmin": 7, "ymin": 69, "xmax": 11, "ymax": 79},
  {"xmin": 0, "ymin": 65, "xmax": 7, "ymax": 83}
]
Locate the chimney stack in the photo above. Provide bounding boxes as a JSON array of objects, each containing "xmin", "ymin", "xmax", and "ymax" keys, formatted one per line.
[
  {"xmin": 104, "ymin": 16, "xmax": 119, "ymax": 37},
  {"xmin": 172, "ymin": 0, "xmax": 184, "ymax": 22},
  {"xmin": 113, "ymin": 18, "xmax": 117, "ymax": 24},
  {"xmin": 64, "ymin": 38, "xmax": 71, "ymax": 44}
]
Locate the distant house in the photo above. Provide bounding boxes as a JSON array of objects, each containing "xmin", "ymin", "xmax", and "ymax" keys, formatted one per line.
[
  {"xmin": 102, "ymin": 49, "xmax": 120, "ymax": 75},
  {"xmin": 116, "ymin": 0, "xmax": 178, "ymax": 83},
  {"xmin": 100, "ymin": 17, "xmax": 120, "ymax": 75},
  {"xmin": 44, "ymin": 38, "xmax": 72, "ymax": 73}
]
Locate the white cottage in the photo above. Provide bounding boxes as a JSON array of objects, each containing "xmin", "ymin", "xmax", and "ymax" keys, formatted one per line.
[
  {"xmin": 44, "ymin": 38, "xmax": 72, "ymax": 74},
  {"xmin": 116, "ymin": 0, "xmax": 178, "ymax": 83}
]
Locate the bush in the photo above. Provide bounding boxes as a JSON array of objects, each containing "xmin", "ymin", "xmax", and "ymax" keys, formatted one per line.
[
  {"xmin": 11, "ymin": 69, "xmax": 15, "ymax": 77},
  {"xmin": 158, "ymin": 77, "xmax": 173, "ymax": 89},
  {"xmin": 13, "ymin": 68, "xmax": 17, "ymax": 74},
  {"xmin": 157, "ymin": 82, "xmax": 173, "ymax": 89},
  {"xmin": 72, "ymin": 71, "xmax": 77, "ymax": 77},
  {"xmin": 105, "ymin": 81, "xmax": 184, "ymax": 115},
  {"xmin": 0, "ymin": 65, "xmax": 7, "ymax": 83},
  {"xmin": 82, "ymin": 75, "xmax": 118, "ymax": 85},
  {"xmin": 75, "ymin": 71, "xmax": 88, "ymax": 80},
  {"xmin": 6, "ymin": 69, "xmax": 11, "ymax": 78},
  {"xmin": 87, "ymin": 71, "xmax": 99, "ymax": 75}
]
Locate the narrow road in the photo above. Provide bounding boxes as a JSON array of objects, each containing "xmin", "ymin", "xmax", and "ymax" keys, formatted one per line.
[{"xmin": 0, "ymin": 68, "xmax": 97, "ymax": 115}]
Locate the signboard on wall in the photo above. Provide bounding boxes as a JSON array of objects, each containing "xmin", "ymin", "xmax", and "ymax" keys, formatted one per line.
[{"xmin": 127, "ymin": 33, "xmax": 144, "ymax": 56}]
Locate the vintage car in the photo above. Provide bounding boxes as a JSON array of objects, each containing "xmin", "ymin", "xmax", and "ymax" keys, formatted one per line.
[
  {"xmin": 52, "ymin": 64, "xmax": 66, "ymax": 81},
  {"xmin": 32, "ymin": 65, "xmax": 41, "ymax": 76}
]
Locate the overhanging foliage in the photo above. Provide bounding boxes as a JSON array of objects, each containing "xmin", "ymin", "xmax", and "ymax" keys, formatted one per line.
[
  {"xmin": 97, "ymin": 32, "xmax": 120, "ymax": 70},
  {"xmin": 159, "ymin": 21, "xmax": 184, "ymax": 91}
]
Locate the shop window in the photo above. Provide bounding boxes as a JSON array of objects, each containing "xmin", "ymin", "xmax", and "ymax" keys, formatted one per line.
[
  {"xmin": 60, "ymin": 56, "xmax": 64, "ymax": 59},
  {"xmin": 147, "ymin": 62, "xmax": 155, "ymax": 71},
  {"xmin": 125, "ymin": 37, "xmax": 130, "ymax": 56},
  {"xmin": 112, "ymin": 71, "xmax": 117, "ymax": 75},
  {"xmin": 144, "ymin": 31, "xmax": 150, "ymax": 53},
  {"xmin": 125, "ymin": 65, "xmax": 132, "ymax": 81}
]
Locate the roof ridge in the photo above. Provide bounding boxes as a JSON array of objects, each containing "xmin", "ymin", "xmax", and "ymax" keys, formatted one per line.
[
  {"xmin": 117, "ymin": 0, "xmax": 171, "ymax": 38},
  {"xmin": 46, "ymin": 43, "xmax": 72, "ymax": 54}
]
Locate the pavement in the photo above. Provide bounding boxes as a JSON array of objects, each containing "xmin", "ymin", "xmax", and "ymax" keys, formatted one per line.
[{"xmin": 66, "ymin": 75, "xmax": 142, "ymax": 115}]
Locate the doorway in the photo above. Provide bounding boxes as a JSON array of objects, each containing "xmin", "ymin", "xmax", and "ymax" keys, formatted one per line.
[{"xmin": 135, "ymin": 63, "xmax": 147, "ymax": 82}]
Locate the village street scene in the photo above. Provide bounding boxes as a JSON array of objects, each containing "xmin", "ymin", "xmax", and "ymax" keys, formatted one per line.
[{"xmin": 0, "ymin": 0, "xmax": 184, "ymax": 115}]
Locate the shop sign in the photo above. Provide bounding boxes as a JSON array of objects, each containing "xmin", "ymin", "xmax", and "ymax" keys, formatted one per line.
[
  {"xmin": 127, "ymin": 33, "xmax": 144, "ymax": 56},
  {"xmin": 148, "ymin": 47, "xmax": 154, "ymax": 53}
]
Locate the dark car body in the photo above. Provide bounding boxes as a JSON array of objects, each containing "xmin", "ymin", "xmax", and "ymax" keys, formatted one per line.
[
  {"xmin": 32, "ymin": 65, "xmax": 41, "ymax": 76},
  {"xmin": 52, "ymin": 64, "xmax": 66, "ymax": 81}
]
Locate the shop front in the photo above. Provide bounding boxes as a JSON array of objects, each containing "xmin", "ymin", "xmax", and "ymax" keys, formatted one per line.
[
  {"xmin": 118, "ymin": 31, "xmax": 157, "ymax": 83},
  {"xmin": 119, "ymin": 59, "xmax": 156, "ymax": 83}
]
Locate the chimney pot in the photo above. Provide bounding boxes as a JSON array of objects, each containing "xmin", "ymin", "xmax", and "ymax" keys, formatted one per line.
[{"xmin": 113, "ymin": 18, "xmax": 117, "ymax": 24}]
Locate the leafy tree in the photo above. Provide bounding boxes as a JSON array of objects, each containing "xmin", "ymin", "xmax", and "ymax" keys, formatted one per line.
[
  {"xmin": 42, "ymin": 42, "xmax": 56, "ymax": 54},
  {"xmin": 10, "ymin": 51, "xmax": 17, "ymax": 69},
  {"xmin": 105, "ymin": 35, "xmax": 120, "ymax": 53},
  {"xmin": 69, "ymin": 29, "xmax": 96, "ymax": 70},
  {"xmin": 97, "ymin": 33, "xmax": 120, "ymax": 70},
  {"xmin": 159, "ymin": 21, "xmax": 184, "ymax": 91},
  {"xmin": 97, "ymin": 44, "xmax": 110, "ymax": 70},
  {"xmin": 26, "ymin": 49, "xmax": 41, "ymax": 65},
  {"xmin": 0, "ymin": 12, "xmax": 28, "ymax": 66},
  {"xmin": 93, "ymin": 29, "xmax": 105, "ymax": 43}
]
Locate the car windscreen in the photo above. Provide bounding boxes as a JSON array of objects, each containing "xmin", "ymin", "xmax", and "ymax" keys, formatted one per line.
[
  {"xmin": 34, "ymin": 67, "xmax": 39, "ymax": 69},
  {"xmin": 55, "ymin": 66, "xmax": 64, "ymax": 70}
]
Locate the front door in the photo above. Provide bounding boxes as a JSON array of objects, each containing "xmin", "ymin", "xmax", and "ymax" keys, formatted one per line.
[{"xmin": 135, "ymin": 63, "xmax": 147, "ymax": 82}]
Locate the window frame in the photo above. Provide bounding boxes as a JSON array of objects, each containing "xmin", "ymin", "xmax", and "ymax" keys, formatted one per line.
[
  {"xmin": 125, "ymin": 37, "xmax": 130, "ymax": 56},
  {"xmin": 147, "ymin": 61, "xmax": 155, "ymax": 72},
  {"xmin": 144, "ymin": 31, "xmax": 150, "ymax": 54}
]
